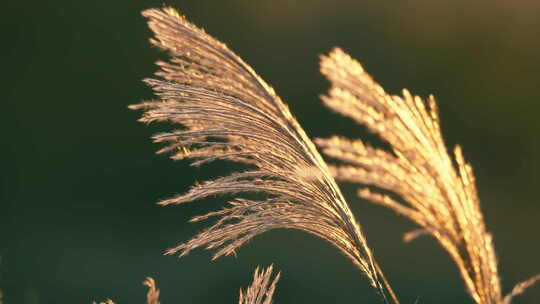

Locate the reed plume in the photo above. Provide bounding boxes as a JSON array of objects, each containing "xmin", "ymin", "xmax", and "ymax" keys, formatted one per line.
[
  {"xmin": 315, "ymin": 48, "xmax": 538, "ymax": 304},
  {"xmin": 131, "ymin": 7, "xmax": 398, "ymax": 303},
  {"xmin": 239, "ymin": 266, "xmax": 280, "ymax": 304}
]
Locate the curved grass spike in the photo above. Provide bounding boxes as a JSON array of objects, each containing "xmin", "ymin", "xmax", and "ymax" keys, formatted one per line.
[
  {"xmin": 131, "ymin": 7, "xmax": 399, "ymax": 304},
  {"xmin": 316, "ymin": 48, "xmax": 539, "ymax": 304}
]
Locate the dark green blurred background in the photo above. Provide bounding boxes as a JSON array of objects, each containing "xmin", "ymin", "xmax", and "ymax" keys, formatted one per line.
[{"xmin": 2, "ymin": 1, "xmax": 539, "ymax": 303}]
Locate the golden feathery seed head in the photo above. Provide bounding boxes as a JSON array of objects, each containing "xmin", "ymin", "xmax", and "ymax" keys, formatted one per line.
[
  {"xmin": 132, "ymin": 7, "xmax": 400, "ymax": 303},
  {"xmin": 316, "ymin": 47, "xmax": 538, "ymax": 304}
]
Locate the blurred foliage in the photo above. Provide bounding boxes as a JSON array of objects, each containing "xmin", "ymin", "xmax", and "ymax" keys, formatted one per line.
[{"xmin": 1, "ymin": 0, "xmax": 539, "ymax": 303}]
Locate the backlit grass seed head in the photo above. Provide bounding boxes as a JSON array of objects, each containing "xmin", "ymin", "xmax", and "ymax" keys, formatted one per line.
[
  {"xmin": 131, "ymin": 7, "xmax": 398, "ymax": 303},
  {"xmin": 316, "ymin": 47, "xmax": 538, "ymax": 304}
]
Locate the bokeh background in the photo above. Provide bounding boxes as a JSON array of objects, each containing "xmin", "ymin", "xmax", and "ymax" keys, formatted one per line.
[{"xmin": 2, "ymin": 0, "xmax": 539, "ymax": 303}]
